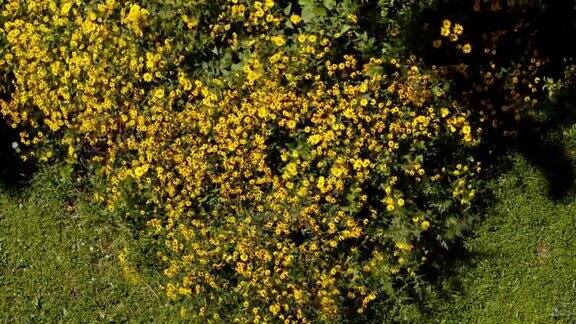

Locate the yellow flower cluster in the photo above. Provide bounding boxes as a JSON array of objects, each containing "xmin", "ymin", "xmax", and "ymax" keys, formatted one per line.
[
  {"xmin": 437, "ymin": 19, "xmax": 472, "ymax": 54},
  {"xmin": 440, "ymin": 19, "xmax": 463, "ymax": 41},
  {"xmin": 0, "ymin": 0, "xmax": 481, "ymax": 321},
  {"xmin": 433, "ymin": 9, "xmax": 575, "ymax": 133}
]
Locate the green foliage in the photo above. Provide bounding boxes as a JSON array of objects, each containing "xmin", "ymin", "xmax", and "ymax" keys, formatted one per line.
[
  {"xmin": 3, "ymin": 153, "xmax": 576, "ymax": 322},
  {"xmin": 0, "ymin": 0, "xmax": 486, "ymax": 321},
  {"xmin": 2, "ymin": 0, "xmax": 575, "ymax": 322},
  {"xmin": 0, "ymin": 0, "xmax": 575, "ymax": 322}
]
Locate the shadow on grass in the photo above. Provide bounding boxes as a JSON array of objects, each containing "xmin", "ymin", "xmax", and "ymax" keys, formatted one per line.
[
  {"xmin": 403, "ymin": 0, "xmax": 576, "ymax": 317},
  {"xmin": 512, "ymin": 115, "xmax": 575, "ymax": 201},
  {"xmin": 416, "ymin": 236, "xmax": 500, "ymax": 314},
  {"xmin": 482, "ymin": 87, "xmax": 576, "ymax": 201}
]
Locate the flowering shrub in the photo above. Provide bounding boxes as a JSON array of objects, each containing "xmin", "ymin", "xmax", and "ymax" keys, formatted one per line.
[
  {"xmin": 417, "ymin": 0, "xmax": 576, "ymax": 135},
  {"xmin": 0, "ymin": 0, "xmax": 481, "ymax": 321}
]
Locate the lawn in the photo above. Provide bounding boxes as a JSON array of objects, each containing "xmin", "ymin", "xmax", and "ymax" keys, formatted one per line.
[
  {"xmin": 435, "ymin": 154, "xmax": 576, "ymax": 323},
  {"xmin": 0, "ymin": 168, "xmax": 179, "ymax": 322}
]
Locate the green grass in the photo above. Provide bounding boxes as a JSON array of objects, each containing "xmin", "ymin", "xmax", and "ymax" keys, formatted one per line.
[
  {"xmin": 0, "ymin": 168, "xmax": 179, "ymax": 322},
  {"xmin": 1, "ymin": 153, "xmax": 576, "ymax": 322},
  {"xmin": 435, "ymin": 154, "xmax": 576, "ymax": 323}
]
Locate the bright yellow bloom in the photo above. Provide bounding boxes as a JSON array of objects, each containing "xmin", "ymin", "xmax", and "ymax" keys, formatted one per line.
[
  {"xmin": 123, "ymin": 3, "xmax": 148, "ymax": 36},
  {"xmin": 61, "ymin": 2, "xmax": 73, "ymax": 15},
  {"xmin": 441, "ymin": 26, "xmax": 451, "ymax": 37},
  {"xmin": 270, "ymin": 35, "xmax": 286, "ymax": 46},
  {"xmin": 453, "ymin": 24, "xmax": 464, "ymax": 35},
  {"xmin": 134, "ymin": 165, "xmax": 149, "ymax": 178},
  {"xmin": 290, "ymin": 14, "xmax": 302, "ymax": 25},
  {"xmin": 440, "ymin": 108, "xmax": 450, "ymax": 117},
  {"xmin": 421, "ymin": 220, "xmax": 430, "ymax": 231}
]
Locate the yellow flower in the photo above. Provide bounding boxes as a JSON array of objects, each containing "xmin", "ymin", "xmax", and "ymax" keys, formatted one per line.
[
  {"xmin": 134, "ymin": 165, "xmax": 149, "ymax": 178},
  {"xmin": 453, "ymin": 24, "xmax": 464, "ymax": 35},
  {"xmin": 462, "ymin": 43, "xmax": 472, "ymax": 54},
  {"xmin": 265, "ymin": 0, "xmax": 275, "ymax": 8},
  {"xmin": 440, "ymin": 26, "xmax": 451, "ymax": 37},
  {"xmin": 421, "ymin": 220, "xmax": 430, "ymax": 231},
  {"xmin": 290, "ymin": 14, "xmax": 302, "ymax": 25},
  {"xmin": 126, "ymin": 4, "xmax": 143, "ymax": 23},
  {"xmin": 271, "ymin": 35, "xmax": 286, "ymax": 46},
  {"xmin": 106, "ymin": 0, "xmax": 115, "ymax": 11},
  {"xmin": 269, "ymin": 304, "xmax": 280, "ymax": 316},
  {"xmin": 143, "ymin": 72, "xmax": 153, "ymax": 82},
  {"xmin": 395, "ymin": 241, "xmax": 412, "ymax": 252},
  {"xmin": 317, "ymin": 176, "xmax": 327, "ymax": 193},
  {"xmin": 347, "ymin": 14, "xmax": 358, "ymax": 24},
  {"xmin": 181, "ymin": 15, "xmax": 198, "ymax": 29},
  {"xmin": 124, "ymin": 3, "xmax": 148, "ymax": 36},
  {"xmin": 283, "ymin": 162, "xmax": 298, "ymax": 179},
  {"xmin": 307, "ymin": 134, "xmax": 322, "ymax": 145},
  {"xmin": 61, "ymin": 2, "xmax": 73, "ymax": 15},
  {"xmin": 67, "ymin": 145, "xmax": 76, "ymax": 160}
]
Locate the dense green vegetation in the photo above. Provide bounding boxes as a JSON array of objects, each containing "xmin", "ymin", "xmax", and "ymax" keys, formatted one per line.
[
  {"xmin": 2, "ymin": 148, "xmax": 575, "ymax": 322},
  {"xmin": 1, "ymin": 0, "xmax": 575, "ymax": 322}
]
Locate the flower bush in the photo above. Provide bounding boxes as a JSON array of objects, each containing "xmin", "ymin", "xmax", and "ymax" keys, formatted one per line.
[
  {"xmin": 0, "ymin": 0, "xmax": 481, "ymax": 321},
  {"xmin": 417, "ymin": 0, "xmax": 576, "ymax": 136}
]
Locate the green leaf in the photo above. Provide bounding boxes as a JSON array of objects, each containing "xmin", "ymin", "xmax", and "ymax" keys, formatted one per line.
[
  {"xmin": 342, "ymin": 0, "xmax": 357, "ymax": 12},
  {"xmin": 335, "ymin": 24, "xmax": 352, "ymax": 38},
  {"xmin": 283, "ymin": 3, "xmax": 292, "ymax": 16},
  {"xmin": 323, "ymin": 0, "xmax": 337, "ymax": 10},
  {"xmin": 299, "ymin": 0, "xmax": 327, "ymax": 23}
]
